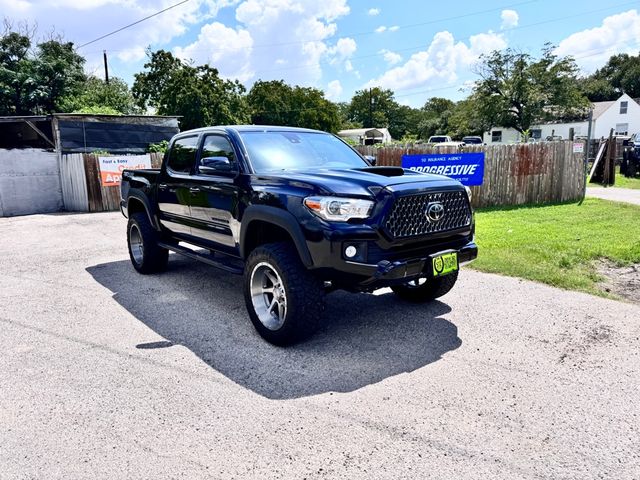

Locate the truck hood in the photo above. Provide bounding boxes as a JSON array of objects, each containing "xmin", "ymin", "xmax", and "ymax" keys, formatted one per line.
[{"xmin": 254, "ymin": 166, "xmax": 461, "ymax": 197}]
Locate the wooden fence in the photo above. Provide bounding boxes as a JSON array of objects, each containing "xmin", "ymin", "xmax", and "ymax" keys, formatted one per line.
[
  {"xmin": 59, "ymin": 141, "xmax": 584, "ymax": 212},
  {"xmin": 59, "ymin": 152, "xmax": 163, "ymax": 212},
  {"xmin": 357, "ymin": 141, "xmax": 585, "ymax": 208}
]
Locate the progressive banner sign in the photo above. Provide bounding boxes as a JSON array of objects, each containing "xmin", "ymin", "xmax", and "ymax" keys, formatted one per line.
[
  {"xmin": 402, "ymin": 152, "xmax": 485, "ymax": 186},
  {"xmin": 98, "ymin": 155, "xmax": 152, "ymax": 187}
]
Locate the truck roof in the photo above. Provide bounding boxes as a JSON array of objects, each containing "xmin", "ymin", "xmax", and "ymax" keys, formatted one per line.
[{"xmin": 177, "ymin": 125, "xmax": 325, "ymax": 135}]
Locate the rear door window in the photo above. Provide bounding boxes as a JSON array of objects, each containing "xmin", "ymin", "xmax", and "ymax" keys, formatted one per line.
[{"xmin": 167, "ymin": 136, "xmax": 198, "ymax": 173}]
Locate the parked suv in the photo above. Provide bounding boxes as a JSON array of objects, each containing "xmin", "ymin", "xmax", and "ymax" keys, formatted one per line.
[{"xmin": 121, "ymin": 126, "xmax": 477, "ymax": 345}]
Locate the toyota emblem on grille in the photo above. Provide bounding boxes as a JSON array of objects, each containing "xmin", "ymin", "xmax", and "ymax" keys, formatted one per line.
[{"xmin": 426, "ymin": 202, "xmax": 445, "ymax": 222}]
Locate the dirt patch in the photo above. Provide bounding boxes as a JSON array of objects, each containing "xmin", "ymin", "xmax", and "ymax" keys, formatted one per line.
[{"xmin": 597, "ymin": 260, "xmax": 640, "ymax": 304}]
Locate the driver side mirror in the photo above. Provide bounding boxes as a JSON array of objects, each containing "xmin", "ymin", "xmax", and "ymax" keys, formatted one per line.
[
  {"xmin": 199, "ymin": 156, "xmax": 236, "ymax": 175},
  {"xmin": 364, "ymin": 155, "xmax": 377, "ymax": 166}
]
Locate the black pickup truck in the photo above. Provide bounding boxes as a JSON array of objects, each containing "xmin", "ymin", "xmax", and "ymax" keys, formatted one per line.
[{"xmin": 121, "ymin": 126, "xmax": 477, "ymax": 345}]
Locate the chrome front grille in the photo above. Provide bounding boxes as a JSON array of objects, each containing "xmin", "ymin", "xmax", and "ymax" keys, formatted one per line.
[{"xmin": 384, "ymin": 190, "xmax": 472, "ymax": 238}]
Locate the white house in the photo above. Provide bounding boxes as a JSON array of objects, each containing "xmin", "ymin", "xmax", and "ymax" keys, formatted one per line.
[
  {"xmin": 337, "ymin": 127, "xmax": 393, "ymax": 145},
  {"xmin": 482, "ymin": 94, "xmax": 640, "ymax": 144}
]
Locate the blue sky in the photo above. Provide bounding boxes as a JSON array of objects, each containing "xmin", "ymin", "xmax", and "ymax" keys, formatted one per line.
[{"xmin": 2, "ymin": 0, "xmax": 639, "ymax": 106}]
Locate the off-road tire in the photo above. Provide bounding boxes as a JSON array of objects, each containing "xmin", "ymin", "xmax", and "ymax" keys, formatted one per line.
[
  {"xmin": 391, "ymin": 271, "xmax": 459, "ymax": 303},
  {"xmin": 127, "ymin": 212, "xmax": 169, "ymax": 274},
  {"xmin": 243, "ymin": 242, "xmax": 325, "ymax": 346}
]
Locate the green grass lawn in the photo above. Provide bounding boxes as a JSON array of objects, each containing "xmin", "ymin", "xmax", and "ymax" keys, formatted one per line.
[
  {"xmin": 470, "ymin": 198, "xmax": 640, "ymax": 297},
  {"xmin": 614, "ymin": 167, "xmax": 640, "ymax": 189}
]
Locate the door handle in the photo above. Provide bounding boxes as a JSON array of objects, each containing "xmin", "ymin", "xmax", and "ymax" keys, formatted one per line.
[
  {"xmin": 189, "ymin": 187, "xmax": 201, "ymax": 194},
  {"xmin": 158, "ymin": 183, "xmax": 168, "ymax": 190}
]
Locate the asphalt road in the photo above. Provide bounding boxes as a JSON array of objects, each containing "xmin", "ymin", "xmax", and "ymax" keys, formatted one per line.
[{"xmin": 1, "ymin": 212, "xmax": 639, "ymax": 479}]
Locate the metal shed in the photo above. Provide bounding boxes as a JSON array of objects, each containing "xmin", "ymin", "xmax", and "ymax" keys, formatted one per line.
[{"xmin": 0, "ymin": 114, "xmax": 179, "ymax": 216}]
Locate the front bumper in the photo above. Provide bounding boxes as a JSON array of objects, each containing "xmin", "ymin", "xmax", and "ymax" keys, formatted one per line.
[
  {"xmin": 305, "ymin": 222, "xmax": 477, "ymax": 290},
  {"xmin": 344, "ymin": 241, "xmax": 477, "ymax": 286}
]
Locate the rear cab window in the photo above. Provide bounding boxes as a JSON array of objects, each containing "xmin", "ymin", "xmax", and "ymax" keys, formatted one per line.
[{"xmin": 167, "ymin": 135, "xmax": 199, "ymax": 174}]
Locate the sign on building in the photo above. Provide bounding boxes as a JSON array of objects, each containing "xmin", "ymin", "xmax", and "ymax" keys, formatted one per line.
[
  {"xmin": 98, "ymin": 155, "xmax": 152, "ymax": 186},
  {"xmin": 402, "ymin": 152, "xmax": 485, "ymax": 186}
]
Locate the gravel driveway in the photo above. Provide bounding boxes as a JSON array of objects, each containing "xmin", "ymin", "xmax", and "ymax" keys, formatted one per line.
[
  {"xmin": 1, "ymin": 212, "xmax": 639, "ymax": 479},
  {"xmin": 586, "ymin": 186, "xmax": 640, "ymax": 205}
]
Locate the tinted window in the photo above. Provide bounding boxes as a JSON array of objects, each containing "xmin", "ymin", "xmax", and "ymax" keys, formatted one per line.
[
  {"xmin": 200, "ymin": 135, "xmax": 236, "ymax": 165},
  {"xmin": 491, "ymin": 131, "xmax": 502, "ymax": 143},
  {"xmin": 240, "ymin": 131, "xmax": 366, "ymax": 173},
  {"xmin": 168, "ymin": 136, "xmax": 198, "ymax": 173}
]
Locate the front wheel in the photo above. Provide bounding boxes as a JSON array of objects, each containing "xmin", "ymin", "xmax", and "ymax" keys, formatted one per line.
[
  {"xmin": 391, "ymin": 271, "xmax": 459, "ymax": 303},
  {"xmin": 244, "ymin": 242, "xmax": 325, "ymax": 346}
]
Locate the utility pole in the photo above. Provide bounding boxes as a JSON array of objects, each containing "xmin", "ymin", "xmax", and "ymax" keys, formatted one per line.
[
  {"xmin": 368, "ymin": 88, "xmax": 373, "ymax": 128},
  {"xmin": 103, "ymin": 50, "xmax": 110, "ymax": 84}
]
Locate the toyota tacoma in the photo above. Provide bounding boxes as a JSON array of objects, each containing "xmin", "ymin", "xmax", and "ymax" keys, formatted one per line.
[{"xmin": 120, "ymin": 126, "xmax": 477, "ymax": 345}]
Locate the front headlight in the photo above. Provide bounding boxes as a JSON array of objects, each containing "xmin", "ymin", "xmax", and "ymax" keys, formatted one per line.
[
  {"xmin": 464, "ymin": 186, "xmax": 472, "ymax": 202},
  {"xmin": 304, "ymin": 196, "xmax": 374, "ymax": 221}
]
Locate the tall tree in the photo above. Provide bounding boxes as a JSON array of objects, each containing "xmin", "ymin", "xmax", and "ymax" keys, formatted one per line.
[
  {"xmin": 347, "ymin": 87, "xmax": 396, "ymax": 130},
  {"xmin": 0, "ymin": 27, "xmax": 85, "ymax": 115},
  {"xmin": 415, "ymin": 97, "xmax": 455, "ymax": 140},
  {"xmin": 472, "ymin": 45, "xmax": 588, "ymax": 136},
  {"xmin": 247, "ymin": 80, "xmax": 340, "ymax": 132},
  {"xmin": 132, "ymin": 49, "xmax": 250, "ymax": 130},
  {"xmin": 580, "ymin": 53, "xmax": 640, "ymax": 101},
  {"xmin": 62, "ymin": 76, "xmax": 139, "ymax": 114},
  {"xmin": 346, "ymin": 87, "xmax": 420, "ymax": 139}
]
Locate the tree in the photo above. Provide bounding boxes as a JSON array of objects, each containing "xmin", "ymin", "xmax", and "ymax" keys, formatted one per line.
[
  {"xmin": 62, "ymin": 76, "xmax": 139, "ymax": 114},
  {"xmin": 247, "ymin": 80, "xmax": 340, "ymax": 132},
  {"xmin": 347, "ymin": 87, "xmax": 396, "ymax": 129},
  {"xmin": 415, "ymin": 97, "xmax": 455, "ymax": 140},
  {"xmin": 580, "ymin": 53, "xmax": 640, "ymax": 101},
  {"xmin": 472, "ymin": 45, "xmax": 588, "ymax": 136},
  {"xmin": 0, "ymin": 26, "xmax": 85, "ymax": 115},
  {"xmin": 346, "ymin": 87, "xmax": 420, "ymax": 139},
  {"xmin": 132, "ymin": 49, "xmax": 250, "ymax": 130}
]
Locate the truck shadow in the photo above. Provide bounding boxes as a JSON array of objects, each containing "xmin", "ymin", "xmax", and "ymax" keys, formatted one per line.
[{"xmin": 87, "ymin": 256, "xmax": 461, "ymax": 400}]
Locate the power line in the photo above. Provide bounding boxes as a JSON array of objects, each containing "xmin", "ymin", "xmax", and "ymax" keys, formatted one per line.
[
  {"xmin": 78, "ymin": 0, "xmax": 540, "ymax": 55},
  {"xmin": 391, "ymin": 38, "xmax": 640, "ymax": 101},
  {"xmin": 77, "ymin": 0, "xmax": 191, "ymax": 49},
  {"xmin": 246, "ymin": 0, "xmax": 639, "ymax": 77}
]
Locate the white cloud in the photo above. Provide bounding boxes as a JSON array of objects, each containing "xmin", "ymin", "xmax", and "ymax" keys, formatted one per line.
[
  {"xmin": 379, "ymin": 49, "xmax": 402, "ymax": 65},
  {"xmin": 389, "ymin": 25, "xmax": 399, "ymax": 32},
  {"xmin": 555, "ymin": 9, "xmax": 640, "ymax": 73},
  {"xmin": 0, "ymin": 0, "xmax": 237, "ymax": 69},
  {"xmin": 375, "ymin": 26, "xmax": 386, "ymax": 33},
  {"xmin": 328, "ymin": 37, "xmax": 357, "ymax": 61},
  {"xmin": 326, "ymin": 79, "xmax": 343, "ymax": 100},
  {"xmin": 367, "ymin": 8, "xmax": 380, "ymax": 16},
  {"xmin": 174, "ymin": 22, "xmax": 254, "ymax": 82},
  {"xmin": 230, "ymin": 0, "xmax": 350, "ymax": 84},
  {"xmin": 500, "ymin": 9, "xmax": 519, "ymax": 30},
  {"xmin": 364, "ymin": 30, "xmax": 506, "ymax": 92}
]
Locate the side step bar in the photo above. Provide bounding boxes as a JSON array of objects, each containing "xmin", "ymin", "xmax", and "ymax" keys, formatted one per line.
[{"xmin": 158, "ymin": 241, "xmax": 244, "ymax": 275}]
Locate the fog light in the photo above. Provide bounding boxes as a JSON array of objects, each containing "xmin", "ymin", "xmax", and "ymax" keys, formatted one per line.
[{"xmin": 345, "ymin": 245, "xmax": 357, "ymax": 258}]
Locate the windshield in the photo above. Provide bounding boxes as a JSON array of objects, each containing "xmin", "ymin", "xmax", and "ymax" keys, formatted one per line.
[
  {"xmin": 430, "ymin": 136, "xmax": 447, "ymax": 142},
  {"xmin": 239, "ymin": 131, "xmax": 367, "ymax": 173}
]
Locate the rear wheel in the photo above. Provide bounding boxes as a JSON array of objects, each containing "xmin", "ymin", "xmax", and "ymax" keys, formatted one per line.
[
  {"xmin": 244, "ymin": 242, "xmax": 325, "ymax": 346},
  {"xmin": 127, "ymin": 212, "xmax": 169, "ymax": 274},
  {"xmin": 391, "ymin": 271, "xmax": 459, "ymax": 303}
]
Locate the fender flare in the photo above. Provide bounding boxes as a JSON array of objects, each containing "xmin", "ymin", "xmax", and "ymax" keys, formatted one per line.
[
  {"xmin": 240, "ymin": 205, "xmax": 313, "ymax": 267},
  {"xmin": 127, "ymin": 192, "xmax": 160, "ymax": 230}
]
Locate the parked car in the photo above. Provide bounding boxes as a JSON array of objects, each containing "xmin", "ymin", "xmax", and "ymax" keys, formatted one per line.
[
  {"xmin": 120, "ymin": 126, "xmax": 477, "ymax": 345},
  {"xmin": 462, "ymin": 136, "xmax": 484, "ymax": 145},
  {"xmin": 428, "ymin": 135, "xmax": 452, "ymax": 143},
  {"xmin": 621, "ymin": 132, "xmax": 640, "ymax": 178}
]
